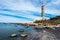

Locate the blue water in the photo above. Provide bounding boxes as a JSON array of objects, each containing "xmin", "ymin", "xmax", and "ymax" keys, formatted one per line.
[
  {"xmin": 0, "ymin": 23, "xmax": 35, "ymax": 40},
  {"xmin": 0, "ymin": 23, "xmax": 60, "ymax": 40}
]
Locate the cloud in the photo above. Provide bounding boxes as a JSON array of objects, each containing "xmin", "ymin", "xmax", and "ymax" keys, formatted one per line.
[
  {"xmin": 51, "ymin": 0, "xmax": 60, "ymax": 5},
  {"xmin": 0, "ymin": 9, "xmax": 40, "ymax": 20},
  {"xmin": 0, "ymin": 0, "xmax": 40, "ymax": 12},
  {"xmin": 0, "ymin": 15, "xmax": 32, "ymax": 23},
  {"xmin": 0, "ymin": 0, "xmax": 60, "ymax": 23},
  {"xmin": 45, "ymin": 0, "xmax": 60, "ymax": 15}
]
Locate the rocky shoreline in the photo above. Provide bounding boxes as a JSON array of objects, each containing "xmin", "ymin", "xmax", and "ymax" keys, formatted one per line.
[
  {"xmin": 10, "ymin": 27, "xmax": 60, "ymax": 40},
  {"xmin": 20, "ymin": 23, "xmax": 60, "ymax": 28}
]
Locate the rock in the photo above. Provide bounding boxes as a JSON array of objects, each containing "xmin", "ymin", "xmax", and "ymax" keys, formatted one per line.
[
  {"xmin": 52, "ymin": 28, "xmax": 55, "ymax": 30},
  {"xmin": 26, "ymin": 26, "xmax": 29, "ymax": 28},
  {"xmin": 41, "ymin": 35, "xmax": 55, "ymax": 40},
  {"xmin": 19, "ymin": 30, "xmax": 24, "ymax": 32},
  {"xmin": 43, "ymin": 30, "xmax": 46, "ymax": 32},
  {"xmin": 10, "ymin": 34, "xmax": 17, "ymax": 38},
  {"xmin": 45, "ymin": 27, "xmax": 50, "ymax": 29},
  {"xmin": 20, "ymin": 33, "xmax": 27, "ymax": 37},
  {"xmin": 34, "ymin": 27, "xmax": 38, "ymax": 29}
]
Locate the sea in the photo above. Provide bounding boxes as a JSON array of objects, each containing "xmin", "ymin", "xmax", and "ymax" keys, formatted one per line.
[{"xmin": 0, "ymin": 23, "xmax": 60, "ymax": 40}]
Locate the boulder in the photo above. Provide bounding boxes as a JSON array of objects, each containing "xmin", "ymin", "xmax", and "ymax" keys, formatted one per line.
[
  {"xmin": 20, "ymin": 33, "xmax": 27, "ymax": 37},
  {"xmin": 10, "ymin": 34, "xmax": 17, "ymax": 38},
  {"xmin": 19, "ymin": 30, "xmax": 24, "ymax": 32}
]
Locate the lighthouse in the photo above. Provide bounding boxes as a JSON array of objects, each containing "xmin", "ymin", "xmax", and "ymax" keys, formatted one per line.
[{"xmin": 41, "ymin": 0, "xmax": 45, "ymax": 27}]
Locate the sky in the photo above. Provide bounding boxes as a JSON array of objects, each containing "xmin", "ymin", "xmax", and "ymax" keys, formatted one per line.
[{"xmin": 0, "ymin": 0, "xmax": 60, "ymax": 23}]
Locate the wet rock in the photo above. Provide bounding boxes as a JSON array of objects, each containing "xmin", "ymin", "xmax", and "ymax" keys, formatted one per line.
[
  {"xmin": 52, "ymin": 28, "xmax": 55, "ymax": 30},
  {"xmin": 10, "ymin": 34, "xmax": 17, "ymax": 38},
  {"xmin": 19, "ymin": 30, "xmax": 24, "ymax": 32},
  {"xmin": 26, "ymin": 29, "xmax": 58, "ymax": 40},
  {"xmin": 45, "ymin": 27, "xmax": 50, "ymax": 29},
  {"xmin": 20, "ymin": 33, "xmax": 27, "ymax": 37},
  {"xmin": 41, "ymin": 35, "xmax": 56, "ymax": 40}
]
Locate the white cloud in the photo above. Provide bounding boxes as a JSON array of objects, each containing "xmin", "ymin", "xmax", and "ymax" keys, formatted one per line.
[
  {"xmin": 0, "ymin": 0, "xmax": 41, "ymax": 12},
  {"xmin": 0, "ymin": 15, "xmax": 32, "ymax": 23},
  {"xmin": 0, "ymin": 10, "xmax": 40, "ymax": 20},
  {"xmin": 34, "ymin": 17, "xmax": 49, "ymax": 21},
  {"xmin": 45, "ymin": 8, "xmax": 60, "ymax": 15},
  {"xmin": 52, "ymin": 0, "xmax": 60, "ymax": 5},
  {"xmin": 0, "ymin": 0, "xmax": 60, "ymax": 23},
  {"xmin": 45, "ymin": 0, "xmax": 60, "ymax": 15},
  {"xmin": 0, "ymin": 0, "xmax": 60, "ymax": 14}
]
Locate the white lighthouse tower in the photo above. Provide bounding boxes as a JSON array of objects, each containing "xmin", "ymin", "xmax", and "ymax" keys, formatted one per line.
[{"xmin": 41, "ymin": 0, "xmax": 45, "ymax": 27}]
